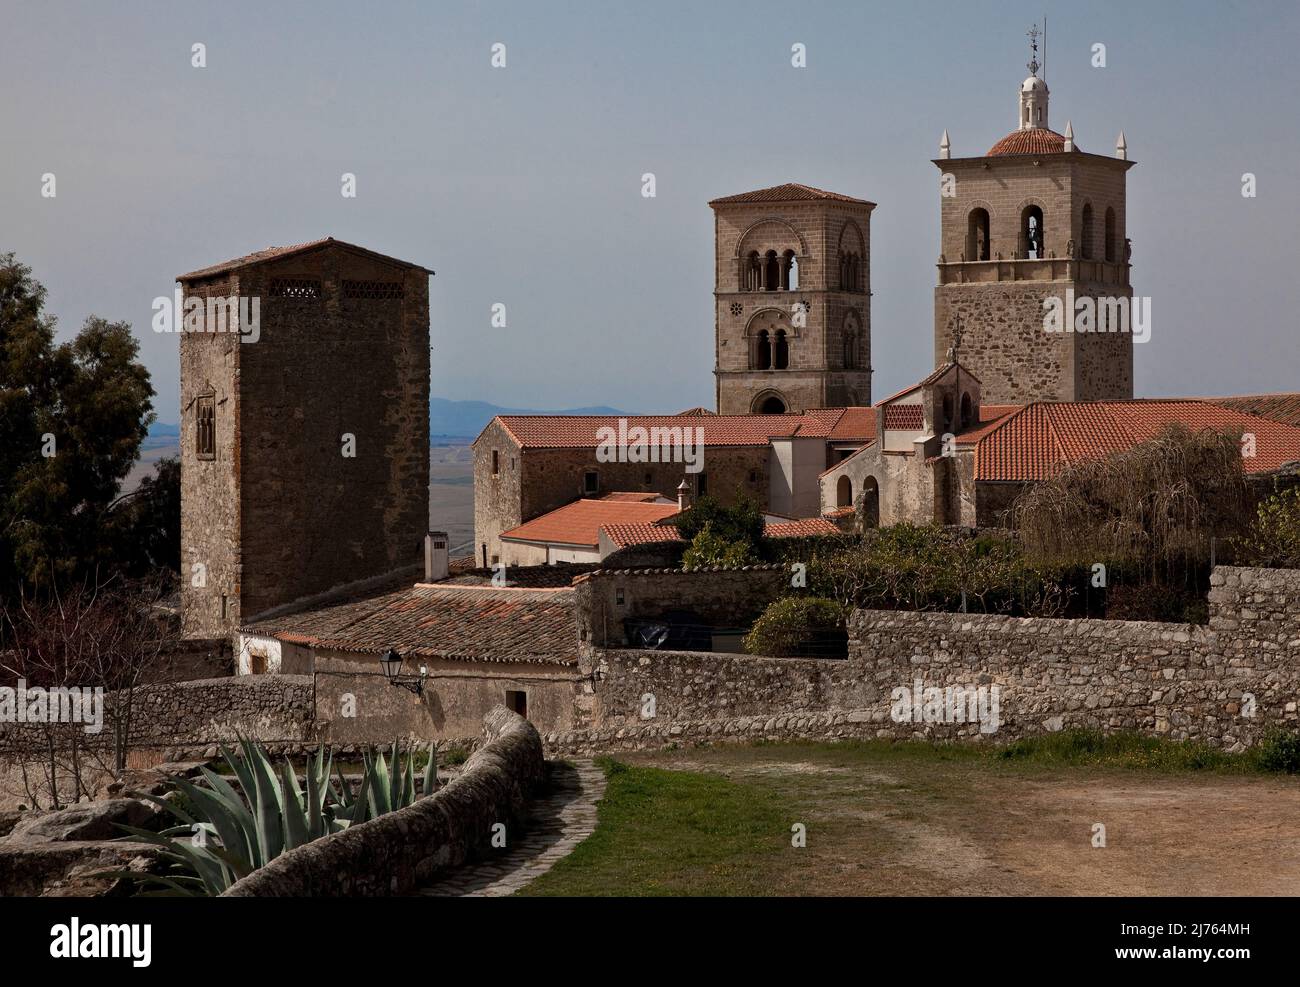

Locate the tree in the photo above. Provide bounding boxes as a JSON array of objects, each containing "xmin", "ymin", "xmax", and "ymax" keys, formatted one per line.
[
  {"xmin": 674, "ymin": 495, "xmax": 764, "ymax": 547},
  {"xmin": 681, "ymin": 521, "xmax": 759, "ymax": 570},
  {"xmin": 0, "ymin": 253, "xmax": 156, "ymax": 591}
]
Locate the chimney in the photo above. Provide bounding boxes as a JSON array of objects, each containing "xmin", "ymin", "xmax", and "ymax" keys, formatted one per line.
[
  {"xmin": 424, "ymin": 531, "xmax": 449, "ymax": 582},
  {"xmin": 677, "ymin": 479, "xmax": 691, "ymax": 512}
]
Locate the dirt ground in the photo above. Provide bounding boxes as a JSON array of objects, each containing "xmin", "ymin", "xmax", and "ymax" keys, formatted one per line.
[{"xmin": 627, "ymin": 744, "xmax": 1300, "ymax": 896}]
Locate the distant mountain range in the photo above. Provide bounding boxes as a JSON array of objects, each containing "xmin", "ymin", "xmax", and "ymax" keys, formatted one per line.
[{"xmin": 148, "ymin": 399, "xmax": 628, "ymax": 447}]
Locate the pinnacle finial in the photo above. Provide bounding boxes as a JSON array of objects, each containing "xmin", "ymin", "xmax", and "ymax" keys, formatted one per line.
[
  {"xmin": 1116, "ymin": 130, "xmax": 1128, "ymax": 160},
  {"xmin": 1063, "ymin": 120, "xmax": 1074, "ymax": 152},
  {"xmin": 1026, "ymin": 24, "xmax": 1041, "ymax": 76},
  {"xmin": 939, "ymin": 129, "xmax": 951, "ymax": 159}
]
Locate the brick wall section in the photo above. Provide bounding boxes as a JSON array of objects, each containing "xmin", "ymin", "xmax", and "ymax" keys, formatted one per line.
[
  {"xmin": 221, "ymin": 706, "xmax": 543, "ymax": 896},
  {"xmin": 550, "ymin": 565, "xmax": 1300, "ymax": 754}
]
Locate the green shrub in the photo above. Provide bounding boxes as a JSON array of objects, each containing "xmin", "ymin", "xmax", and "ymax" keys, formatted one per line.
[
  {"xmin": 1237, "ymin": 487, "xmax": 1300, "ymax": 569},
  {"xmin": 682, "ymin": 522, "xmax": 759, "ymax": 570},
  {"xmin": 674, "ymin": 495, "xmax": 764, "ymax": 547},
  {"xmin": 1256, "ymin": 729, "xmax": 1300, "ymax": 773},
  {"xmin": 745, "ymin": 597, "xmax": 848, "ymax": 656}
]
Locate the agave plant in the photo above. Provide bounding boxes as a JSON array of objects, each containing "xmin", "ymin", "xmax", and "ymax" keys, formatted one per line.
[{"xmin": 110, "ymin": 737, "xmax": 438, "ymax": 896}]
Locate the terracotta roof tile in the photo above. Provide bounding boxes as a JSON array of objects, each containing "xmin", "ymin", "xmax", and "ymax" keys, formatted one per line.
[
  {"xmin": 765, "ymin": 518, "xmax": 840, "ymax": 538},
  {"xmin": 502, "ymin": 499, "xmax": 681, "ymax": 548},
  {"xmin": 826, "ymin": 406, "xmax": 877, "ymax": 441},
  {"xmin": 709, "ymin": 183, "xmax": 875, "ymax": 207},
  {"xmin": 975, "ymin": 400, "xmax": 1300, "ymax": 481},
  {"xmin": 1209, "ymin": 394, "xmax": 1300, "ymax": 428},
  {"xmin": 243, "ymin": 585, "xmax": 576, "ymax": 665},
  {"xmin": 986, "ymin": 128, "xmax": 1074, "ymax": 157},
  {"xmin": 599, "ymin": 491, "xmax": 667, "ymax": 502},
  {"xmin": 601, "ymin": 522, "xmax": 686, "ymax": 548}
]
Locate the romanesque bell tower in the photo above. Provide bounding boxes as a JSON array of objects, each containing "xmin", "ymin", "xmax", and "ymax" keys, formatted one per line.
[
  {"xmin": 932, "ymin": 29, "xmax": 1135, "ymax": 403},
  {"xmin": 710, "ymin": 183, "xmax": 875, "ymax": 414}
]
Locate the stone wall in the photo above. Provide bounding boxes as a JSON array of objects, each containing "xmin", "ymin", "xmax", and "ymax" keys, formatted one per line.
[
  {"xmin": 572, "ymin": 565, "xmax": 789, "ymax": 649},
  {"xmin": 222, "ymin": 706, "xmax": 544, "ymax": 896},
  {"xmin": 550, "ymin": 566, "xmax": 1300, "ymax": 754}
]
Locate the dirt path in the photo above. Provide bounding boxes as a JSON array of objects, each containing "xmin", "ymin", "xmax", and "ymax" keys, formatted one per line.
[{"xmin": 631, "ymin": 746, "xmax": 1300, "ymax": 896}]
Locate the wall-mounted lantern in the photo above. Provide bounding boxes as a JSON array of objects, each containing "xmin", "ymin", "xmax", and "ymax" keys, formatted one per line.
[{"xmin": 379, "ymin": 648, "xmax": 427, "ymax": 696}]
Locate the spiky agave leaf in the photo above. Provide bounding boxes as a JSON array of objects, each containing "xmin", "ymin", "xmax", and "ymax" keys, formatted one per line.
[
  {"xmin": 167, "ymin": 774, "xmax": 256, "ymax": 873},
  {"xmin": 421, "ymin": 742, "xmax": 438, "ymax": 797},
  {"xmin": 241, "ymin": 736, "xmax": 285, "ymax": 865},
  {"xmin": 116, "ymin": 824, "xmax": 234, "ymax": 896},
  {"xmin": 278, "ymin": 758, "xmax": 310, "ymax": 850},
  {"xmin": 388, "ymin": 740, "xmax": 402, "ymax": 812},
  {"xmin": 196, "ymin": 767, "xmax": 259, "ymax": 866}
]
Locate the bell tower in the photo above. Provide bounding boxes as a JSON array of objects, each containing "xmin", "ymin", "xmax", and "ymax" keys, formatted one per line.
[
  {"xmin": 710, "ymin": 183, "xmax": 875, "ymax": 415},
  {"xmin": 932, "ymin": 27, "xmax": 1136, "ymax": 404}
]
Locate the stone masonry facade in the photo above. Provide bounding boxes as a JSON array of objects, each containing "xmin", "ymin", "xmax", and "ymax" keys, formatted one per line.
[
  {"xmin": 933, "ymin": 152, "xmax": 1134, "ymax": 403},
  {"xmin": 180, "ymin": 242, "xmax": 431, "ymax": 637},
  {"xmin": 712, "ymin": 191, "xmax": 875, "ymax": 414}
]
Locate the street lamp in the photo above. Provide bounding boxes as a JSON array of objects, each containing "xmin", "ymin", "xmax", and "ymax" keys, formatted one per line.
[{"xmin": 379, "ymin": 648, "xmax": 426, "ymax": 696}]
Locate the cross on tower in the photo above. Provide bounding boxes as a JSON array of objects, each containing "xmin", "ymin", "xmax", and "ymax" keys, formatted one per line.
[
  {"xmin": 946, "ymin": 316, "xmax": 965, "ymax": 364},
  {"xmin": 1026, "ymin": 24, "xmax": 1041, "ymax": 76}
]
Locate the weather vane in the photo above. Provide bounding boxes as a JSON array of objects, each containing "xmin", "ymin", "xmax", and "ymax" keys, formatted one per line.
[{"xmin": 1026, "ymin": 24, "xmax": 1041, "ymax": 77}]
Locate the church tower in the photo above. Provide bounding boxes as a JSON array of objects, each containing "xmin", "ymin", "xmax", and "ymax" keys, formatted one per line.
[
  {"xmin": 932, "ymin": 27, "xmax": 1136, "ymax": 403},
  {"xmin": 710, "ymin": 183, "xmax": 875, "ymax": 415}
]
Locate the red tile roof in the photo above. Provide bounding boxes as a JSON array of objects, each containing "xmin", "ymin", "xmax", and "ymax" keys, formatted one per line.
[
  {"xmin": 986, "ymin": 128, "xmax": 1074, "ymax": 157},
  {"xmin": 954, "ymin": 404, "xmax": 1021, "ymax": 445},
  {"xmin": 975, "ymin": 400, "xmax": 1300, "ymax": 481},
  {"xmin": 177, "ymin": 237, "xmax": 434, "ymax": 281},
  {"xmin": 601, "ymin": 522, "xmax": 686, "ymax": 548},
  {"xmin": 243, "ymin": 585, "xmax": 576, "ymax": 665},
  {"xmin": 502, "ymin": 499, "xmax": 681, "ymax": 548},
  {"xmin": 490, "ymin": 409, "xmax": 852, "ymax": 449},
  {"xmin": 826, "ymin": 406, "xmax": 877, "ymax": 441},
  {"xmin": 765, "ymin": 518, "xmax": 840, "ymax": 538},
  {"xmin": 599, "ymin": 491, "xmax": 667, "ymax": 503},
  {"xmin": 822, "ymin": 506, "xmax": 856, "ymax": 519},
  {"xmin": 709, "ymin": 183, "xmax": 875, "ymax": 207},
  {"xmin": 1209, "ymin": 394, "xmax": 1300, "ymax": 428}
]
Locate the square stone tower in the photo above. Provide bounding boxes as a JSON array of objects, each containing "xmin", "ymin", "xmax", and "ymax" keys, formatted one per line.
[
  {"xmin": 710, "ymin": 183, "xmax": 876, "ymax": 415},
  {"xmin": 177, "ymin": 238, "xmax": 433, "ymax": 638},
  {"xmin": 932, "ymin": 64, "xmax": 1136, "ymax": 403}
]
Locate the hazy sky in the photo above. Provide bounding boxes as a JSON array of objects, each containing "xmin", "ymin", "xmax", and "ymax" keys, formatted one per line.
[{"xmin": 4, "ymin": 0, "xmax": 1297, "ymax": 421}]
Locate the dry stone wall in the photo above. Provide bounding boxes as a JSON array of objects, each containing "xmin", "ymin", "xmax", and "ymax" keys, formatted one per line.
[{"xmin": 550, "ymin": 566, "xmax": 1300, "ymax": 754}]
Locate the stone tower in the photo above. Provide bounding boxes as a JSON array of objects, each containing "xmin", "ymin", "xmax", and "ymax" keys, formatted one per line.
[
  {"xmin": 177, "ymin": 238, "xmax": 433, "ymax": 638},
  {"xmin": 710, "ymin": 183, "xmax": 875, "ymax": 415},
  {"xmin": 932, "ymin": 40, "xmax": 1136, "ymax": 404}
]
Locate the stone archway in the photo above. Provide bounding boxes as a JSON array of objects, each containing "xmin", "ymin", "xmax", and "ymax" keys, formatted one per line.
[{"xmin": 836, "ymin": 475, "xmax": 853, "ymax": 508}]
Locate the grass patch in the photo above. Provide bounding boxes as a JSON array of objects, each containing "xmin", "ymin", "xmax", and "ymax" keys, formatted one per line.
[{"xmin": 519, "ymin": 758, "xmax": 794, "ymax": 896}]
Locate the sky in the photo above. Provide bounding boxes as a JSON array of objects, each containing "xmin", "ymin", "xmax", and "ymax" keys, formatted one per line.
[{"xmin": 3, "ymin": 0, "xmax": 1298, "ymax": 421}]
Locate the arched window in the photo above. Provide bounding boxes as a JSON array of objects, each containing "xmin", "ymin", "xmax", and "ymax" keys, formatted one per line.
[
  {"xmin": 836, "ymin": 475, "xmax": 853, "ymax": 508},
  {"xmin": 745, "ymin": 251, "xmax": 761, "ymax": 291},
  {"xmin": 843, "ymin": 332, "xmax": 855, "ymax": 369},
  {"xmin": 764, "ymin": 251, "xmax": 779, "ymax": 291},
  {"xmin": 1104, "ymin": 207, "xmax": 1116, "ymax": 263},
  {"xmin": 861, "ymin": 476, "xmax": 880, "ymax": 527},
  {"xmin": 960, "ymin": 392, "xmax": 973, "ymax": 428},
  {"xmin": 774, "ymin": 329, "xmax": 789, "ymax": 369},
  {"xmin": 1081, "ymin": 202, "xmax": 1094, "ymax": 260},
  {"xmin": 967, "ymin": 209, "xmax": 990, "ymax": 261},
  {"xmin": 759, "ymin": 395, "xmax": 786, "ymax": 414},
  {"xmin": 755, "ymin": 329, "xmax": 771, "ymax": 370},
  {"xmin": 1020, "ymin": 205, "xmax": 1044, "ymax": 259},
  {"xmin": 782, "ymin": 250, "xmax": 798, "ymax": 290}
]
